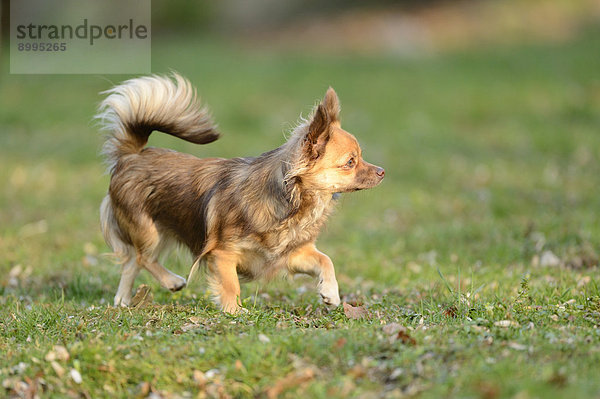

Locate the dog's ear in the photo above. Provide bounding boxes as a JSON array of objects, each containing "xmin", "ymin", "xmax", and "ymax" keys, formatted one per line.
[
  {"xmin": 305, "ymin": 104, "xmax": 329, "ymax": 160},
  {"xmin": 304, "ymin": 88, "xmax": 340, "ymax": 160},
  {"xmin": 322, "ymin": 87, "xmax": 340, "ymax": 123}
]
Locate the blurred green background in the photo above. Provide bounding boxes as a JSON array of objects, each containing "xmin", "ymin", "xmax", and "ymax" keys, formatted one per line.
[
  {"xmin": 1, "ymin": 0, "xmax": 600, "ymax": 397},
  {"xmin": 1, "ymin": 0, "xmax": 599, "ymax": 284}
]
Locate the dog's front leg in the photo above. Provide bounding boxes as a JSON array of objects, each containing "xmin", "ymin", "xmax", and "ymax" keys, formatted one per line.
[
  {"xmin": 288, "ymin": 244, "xmax": 341, "ymax": 307},
  {"xmin": 207, "ymin": 249, "xmax": 242, "ymax": 313}
]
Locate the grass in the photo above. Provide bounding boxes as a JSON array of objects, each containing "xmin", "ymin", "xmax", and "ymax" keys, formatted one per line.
[{"xmin": 1, "ymin": 26, "xmax": 600, "ymax": 398}]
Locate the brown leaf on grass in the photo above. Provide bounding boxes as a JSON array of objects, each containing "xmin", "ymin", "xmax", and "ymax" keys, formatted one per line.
[
  {"xmin": 396, "ymin": 329, "xmax": 417, "ymax": 346},
  {"xmin": 265, "ymin": 368, "xmax": 315, "ymax": 399},
  {"xmin": 382, "ymin": 323, "xmax": 416, "ymax": 346},
  {"xmin": 343, "ymin": 302, "xmax": 368, "ymax": 320},
  {"xmin": 97, "ymin": 363, "xmax": 115, "ymax": 373},
  {"xmin": 334, "ymin": 337, "xmax": 347, "ymax": 349},
  {"xmin": 443, "ymin": 305, "xmax": 458, "ymax": 318},
  {"xmin": 476, "ymin": 381, "xmax": 500, "ymax": 399},
  {"xmin": 548, "ymin": 370, "xmax": 568, "ymax": 387},
  {"xmin": 382, "ymin": 323, "xmax": 403, "ymax": 336},
  {"xmin": 130, "ymin": 284, "xmax": 153, "ymax": 307},
  {"xmin": 347, "ymin": 364, "xmax": 366, "ymax": 379}
]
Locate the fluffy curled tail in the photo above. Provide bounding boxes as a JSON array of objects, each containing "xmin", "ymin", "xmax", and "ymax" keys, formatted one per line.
[{"xmin": 97, "ymin": 73, "xmax": 220, "ymax": 172}]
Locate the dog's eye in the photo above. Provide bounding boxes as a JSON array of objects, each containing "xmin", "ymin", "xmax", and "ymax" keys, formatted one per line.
[{"xmin": 345, "ymin": 158, "xmax": 355, "ymax": 168}]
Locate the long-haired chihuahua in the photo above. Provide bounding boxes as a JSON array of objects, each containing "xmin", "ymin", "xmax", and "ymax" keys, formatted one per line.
[{"xmin": 98, "ymin": 74, "xmax": 384, "ymax": 313}]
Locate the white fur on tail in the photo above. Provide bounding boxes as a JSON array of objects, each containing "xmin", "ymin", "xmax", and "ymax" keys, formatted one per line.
[{"xmin": 96, "ymin": 73, "xmax": 219, "ymax": 173}]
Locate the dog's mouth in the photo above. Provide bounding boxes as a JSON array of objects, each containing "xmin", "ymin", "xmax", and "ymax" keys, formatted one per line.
[
  {"xmin": 345, "ymin": 165, "xmax": 385, "ymax": 192},
  {"xmin": 346, "ymin": 175, "xmax": 385, "ymax": 192}
]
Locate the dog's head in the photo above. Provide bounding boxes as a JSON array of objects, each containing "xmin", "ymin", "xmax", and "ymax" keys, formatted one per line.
[{"xmin": 299, "ymin": 88, "xmax": 385, "ymax": 193}]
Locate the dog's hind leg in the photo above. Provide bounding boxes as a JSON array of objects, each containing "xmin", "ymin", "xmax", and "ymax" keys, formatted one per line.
[
  {"xmin": 114, "ymin": 255, "xmax": 140, "ymax": 306},
  {"xmin": 101, "ymin": 196, "xmax": 141, "ymax": 306},
  {"xmin": 103, "ymin": 195, "xmax": 186, "ymax": 302},
  {"xmin": 114, "ymin": 247, "xmax": 185, "ymax": 306},
  {"xmin": 138, "ymin": 256, "xmax": 187, "ymax": 292},
  {"xmin": 131, "ymin": 217, "xmax": 187, "ymax": 293}
]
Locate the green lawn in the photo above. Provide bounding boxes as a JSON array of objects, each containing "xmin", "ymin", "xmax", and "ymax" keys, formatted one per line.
[{"xmin": 1, "ymin": 27, "xmax": 600, "ymax": 398}]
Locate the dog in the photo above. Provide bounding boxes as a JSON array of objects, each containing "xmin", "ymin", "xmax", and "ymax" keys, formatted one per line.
[{"xmin": 98, "ymin": 74, "xmax": 384, "ymax": 313}]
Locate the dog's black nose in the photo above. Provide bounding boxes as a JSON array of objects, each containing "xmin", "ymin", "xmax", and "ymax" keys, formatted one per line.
[{"xmin": 376, "ymin": 167, "xmax": 385, "ymax": 178}]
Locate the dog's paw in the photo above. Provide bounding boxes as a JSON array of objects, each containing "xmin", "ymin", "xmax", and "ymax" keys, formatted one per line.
[
  {"xmin": 221, "ymin": 302, "xmax": 243, "ymax": 314},
  {"xmin": 114, "ymin": 294, "xmax": 132, "ymax": 307},
  {"xmin": 319, "ymin": 280, "xmax": 340, "ymax": 307},
  {"xmin": 162, "ymin": 274, "xmax": 187, "ymax": 292},
  {"xmin": 320, "ymin": 293, "xmax": 341, "ymax": 307}
]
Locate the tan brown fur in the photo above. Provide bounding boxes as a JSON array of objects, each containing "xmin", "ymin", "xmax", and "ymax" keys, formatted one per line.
[{"xmin": 98, "ymin": 74, "xmax": 384, "ymax": 312}]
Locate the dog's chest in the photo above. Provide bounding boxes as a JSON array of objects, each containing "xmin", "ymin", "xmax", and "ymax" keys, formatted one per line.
[
  {"xmin": 237, "ymin": 197, "xmax": 333, "ymax": 279},
  {"xmin": 275, "ymin": 195, "xmax": 333, "ymax": 252}
]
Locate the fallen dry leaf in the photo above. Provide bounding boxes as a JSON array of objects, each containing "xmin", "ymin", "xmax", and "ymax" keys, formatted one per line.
[
  {"xmin": 258, "ymin": 333, "xmax": 271, "ymax": 343},
  {"xmin": 193, "ymin": 370, "xmax": 207, "ymax": 387},
  {"xmin": 2, "ymin": 378, "xmax": 31, "ymax": 398},
  {"xmin": 494, "ymin": 320, "xmax": 520, "ymax": 328},
  {"xmin": 45, "ymin": 345, "xmax": 70, "ymax": 362},
  {"xmin": 382, "ymin": 323, "xmax": 417, "ymax": 346},
  {"xmin": 577, "ymin": 276, "xmax": 591, "ymax": 287},
  {"xmin": 347, "ymin": 364, "xmax": 366, "ymax": 379},
  {"xmin": 508, "ymin": 342, "xmax": 527, "ymax": 351},
  {"xmin": 396, "ymin": 329, "xmax": 417, "ymax": 346},
  {"xmin": 50, "ymin": 361, "xmax": 65, "ymax": 377},
  {"xmin": 234, "ymin": 360, "xmax": 246, "ymax": 372},
  {"xmin": 137, "ymin": 382, "xmax": 151, "ymax": 397},
  {"xmin": 382, "ymin": 323, "xmax": 403, "ymax": 336},
  {"xmin": 443, "ymin": 305, "xmax": 458, "ymax": 318},
  {"xmin": 540, "ymin": 250, "xmax": 561, "ymax": 267},
  {"xmin": 343, "ymin": 302, "xmax": 368, "ymax": 320},
  {"xmin": 265, "ymin": 368, "xmax": 315, "ymax": 399},
  {"xmin": 476, "ymin": 381, "xmax": 500, "ymax": 399},
  {"xmin": 206, "ymin": 381, "xmax": 232, "ymax": 399},
  {"xmin": 130, "ymin": 284, "xmax": 153, "ymax": 307},
  {"xmin": 334, "ymin": 337, "xmax": 347, "ymax": 349},
  {"xmin": 181, "ymin": 323, "xmax": 203, "ymax": 333},
  {"xmin": 97, "ymin": 363, "xmax": 115, "ymax": 373}
]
